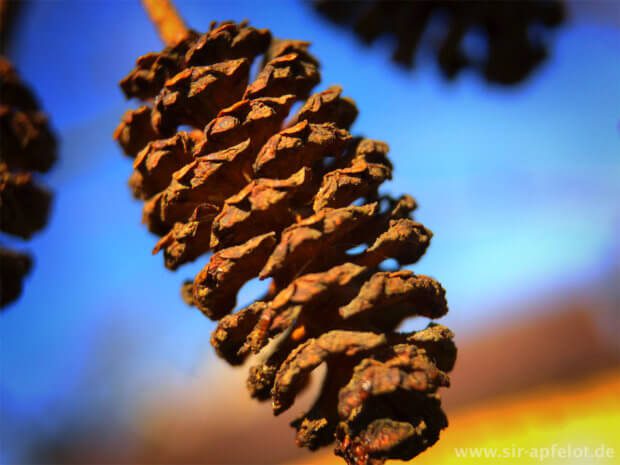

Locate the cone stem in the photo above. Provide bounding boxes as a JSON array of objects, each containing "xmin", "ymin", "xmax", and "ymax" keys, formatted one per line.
[{"xmin": 141, "ymin": 0, "xmax": 190, "ymax": 47}]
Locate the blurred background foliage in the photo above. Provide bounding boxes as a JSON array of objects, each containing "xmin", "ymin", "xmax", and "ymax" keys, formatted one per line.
[{"xmin": 0, "ymin": 1, "xmax": 618, "ymax": 464}]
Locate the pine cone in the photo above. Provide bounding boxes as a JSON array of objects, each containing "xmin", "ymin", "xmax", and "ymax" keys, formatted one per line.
[
  {"xmin": 313, "ymin": 0, "xmax": 564, "ymax": 85},
  {"xmin": 0, "ymin": 247, "xmax": 31, "ymax": 307},
  {"xmin": 0, "ymin": 56, "xmax": 56, "ymax": 308},
  {"xmin": 116, "ymin": 21, "xmax": 455, "ymax": 465}
]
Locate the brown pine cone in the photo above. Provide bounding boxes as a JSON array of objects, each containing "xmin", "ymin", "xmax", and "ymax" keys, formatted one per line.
[
  {"xmin": 0, "ymin": 247, "xmax": 31, "ymax": 307},
  {"xmin": 116, "ymin": 21, "xmax": 455, "ymax": 465},
  {"xmin": 0, "ymin": 57, "xmax": 56, "ymax": 172},
  {"xmin": 0, "ymin": 56, "xmax": 56, "ymax": 308},
  {"xmin": 0, "ymin": 163, "xmax": 51, "ymax": 239},
  {"xmin": 313, "ymin": 0, "xmax": 565, "ymax": 85}
]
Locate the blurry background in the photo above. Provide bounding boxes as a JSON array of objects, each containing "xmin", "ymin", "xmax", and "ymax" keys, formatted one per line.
[{"xmin": 1, "ymin": 1, "xmax": 619, "ymax": 464}]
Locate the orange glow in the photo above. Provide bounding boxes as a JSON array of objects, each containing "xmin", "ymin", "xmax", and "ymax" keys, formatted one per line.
[{"xmin": 292, "ymin": 370, "xmax": 620, "ymax": 465}]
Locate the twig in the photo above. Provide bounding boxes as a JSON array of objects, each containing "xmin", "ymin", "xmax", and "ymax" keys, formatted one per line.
[{"xmin": 141, "ymin": 0, "xmax": 190, "ymax": 47}]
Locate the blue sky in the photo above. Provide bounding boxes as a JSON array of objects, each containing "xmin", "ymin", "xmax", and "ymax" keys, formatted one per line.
[{"xmin": 1, "ymin": 1, "xmax": 619, "ymax": 462}]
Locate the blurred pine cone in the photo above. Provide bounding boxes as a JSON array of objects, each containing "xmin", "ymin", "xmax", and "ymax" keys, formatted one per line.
[
  {"xmin": 313, "ymin": 0, "xmax": 564, "ymax": 85},
  {"xmin": 116, "ymin": 21, "xmax": 455, "ymax": 465},
  {"xmin": 0, "ymin": 246, "xmax": 31, "ymax": 307},
  {"xmin": 0, "ymin": 56, "xmax": 56, "ymax": 308}
]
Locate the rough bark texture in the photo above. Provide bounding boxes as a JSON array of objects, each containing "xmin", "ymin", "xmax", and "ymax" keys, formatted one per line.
[
  {"xmin": 313, "ymin": 0, "xmax": 564, "ymax": 85},
  {"xmin": 116, "ymin": 21, "xmax": 455, "ymax": 464},
  {"xmin": 0, "ymin": 56, "xmax": 56, "ymax": 308}
]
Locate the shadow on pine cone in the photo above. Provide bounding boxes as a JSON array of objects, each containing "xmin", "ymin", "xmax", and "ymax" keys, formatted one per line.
[
  {"xmin": 116, "ymin": 21, "xmax": 456, "ymax": 465},
  {"xmin": 313, "ymin": 0, "xmax": 564, "ymax": 85},
  {"xmin": 0, "ymin": 57, "xmax": 56, "ymax": 308}
]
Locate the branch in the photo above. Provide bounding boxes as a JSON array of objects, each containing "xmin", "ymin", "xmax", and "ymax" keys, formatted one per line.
[{"xmin": 141, "ymin": 0, "xmax": 190, "ymax": 47}]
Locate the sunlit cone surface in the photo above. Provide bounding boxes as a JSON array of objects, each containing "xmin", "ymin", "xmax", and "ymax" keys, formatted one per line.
[
  {"xmin": 0, "ymin": 57, "xmax": 55, "ymax": 308},
  {"xmin": 313, "ymin": 0, "xmax": 564, "ymax": 85},
  {"xmin": 116, "ymin": 21, "xmax": 456, "ymax": 465}
]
